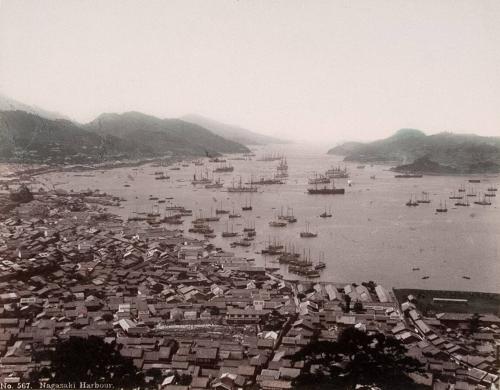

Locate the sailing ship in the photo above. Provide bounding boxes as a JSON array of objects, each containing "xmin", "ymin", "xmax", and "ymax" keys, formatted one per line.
[
  {"xmin": 205, "ymin": 177, "xmax": 224, "ymax": 189},
  {"xmin": 320, "ymin": 206, "xmax": 332, "ymax": 218},
  {"xmin": 454, "ymin": 198, "xmax": 470, "ymax": 207},
  {"xmin": 466, "ymin": 187, "xmax": 477, "ymax": 197},
  {"xmin": 474, "ymin": 194, "xmax": 492, "ymax": 206},
  {"xmin": 147, "ymin": 204, "xmax": 161, "ymax": 218},
  {"xmin": 243, "ymin": 221, "xmax": 256, "ymax": 235},
  {"xmin": 221, "ymin": 222, "xmax": 238, "ymax": 237},
  {"xmin": 261, "ymin": 239, "xmax": 284, "ymax": 255},
  {"xmin": 227, "ymin": 177, "xmax": 258, "ymax": 193},
  {"xmin": 189, "ymin": 221, "xmax": 214, "ymax": 234},
  {"xmin": 406, "ymin": 195, "xmax": 419, "ymax": 207},
  {"xmin": 154, "ymin": 172, "xmax": 170, "ymax": 180},
  {"xmin": 449, "ymin": 192, "xmax": 463, "ymax": 200},
  {"xmin": 216, "ymin": 201, "xmax": 229, "ymax": 214},
  {"xmin": 435, "ymin": 201, "xmax": 448, "ymax": 213},
  {"xmin": 242, "ymin": 198, "xmax": 253, "ymax": 211},
  {"xmin": 417, "ymin": 192, "xmax": 431, "ymax": 204},
  {"xmin": 277, "ymin": 206, "xmax": 297, "ymax": 223},
  {"xmin": 249, "ymin": 176, "xmax": 285, "ymax": 185},
  {"xmin": 229, "ymin": 205, "xmax": 241, "ymax": 219},
  {"xmin": 458, "ymin": 184, "xmax": 466, "ymax": 192},
  {"xmin": 258, "ymin": 152, "xmax": 282, "ymax": 162},
  {"xmin": 325, "ymin": 166, "xmax": 349, "ymax": 179},
  {"xmin": 315, "ymin": 252, "xmax": 326, "ymax": 270},
  {"xmin": 308, "ymin": 180, "xmax": 345, "ymax": 195},
  {"xmin": 300, "ymin": 222, "xmax": 318, "ymax": 238},
  {"xmin": 308, "ymin": 173, "xmax": 330, "ymax": 185},
  {"xmin": 191, "ymin": 170, "xmax": 211, "ymax": 185},
  {"xmin": 214, "ymin": 163, "xmax": 234, "ymax": 173},
  {"xmin": 277, "ymin": 157, "xmax": 288, "ymax": 172}
]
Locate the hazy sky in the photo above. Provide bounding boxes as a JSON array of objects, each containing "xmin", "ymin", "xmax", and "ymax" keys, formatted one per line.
[{"xmin": 1, "ymin": 0, "xmax": 499, "ymax": 143}]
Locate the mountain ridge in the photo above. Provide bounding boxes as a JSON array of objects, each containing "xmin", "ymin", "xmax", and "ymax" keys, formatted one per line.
[
  {"xmin": 182, "ymin": 113, "xmax": 288, "ymax": 145},
  {"xmin": 0, "ymin": 93, "xmax": 70, "ymax": 121},
  {"xmin": 0, "ymin": 109, "xmax": 249, "ymax": 164},
  {"xmin": 328, "ymin": 129, "xmax": 500, "ymax": 173}
]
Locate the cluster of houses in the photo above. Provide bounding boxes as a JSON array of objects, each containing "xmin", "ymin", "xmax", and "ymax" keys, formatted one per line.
[{"xmin": 0, "ymin": 188, "xmax": 498, "ymax": 389}]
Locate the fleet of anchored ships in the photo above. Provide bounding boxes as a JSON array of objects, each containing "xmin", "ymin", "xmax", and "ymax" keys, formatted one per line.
[
  {"xmin": 404, "ymin": 177, "xmax": 497, "ymax": 212},
  {"xmin": 125, "ymin": 152, "xmax": 498, "ymax": 280}
]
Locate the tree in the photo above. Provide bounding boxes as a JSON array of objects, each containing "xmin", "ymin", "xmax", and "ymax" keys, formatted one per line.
[
  {"xmin": 49, "ymin": 336, "xmax": 145, "ymax": 387},
  {"xmin": 469, "ymin": 313, "xmax": 480, "ymax": 334},
  {"xmin": 101, "ymin": 313, "xmax": 114, "ymax": 322},
  {"xmin": 343, "ymin": 294, "xmax": 351, "ymax": 313},
  {"xmin": 292, "ymin": 327, "xmax": 424, "ymax": 390},
  {"xmin": 174, "ymin": 372, "xmax": 192, "ymax": 385},
  {"xmin": 151, "ymin": 283, "xmax": 164, "ymax": 294},
  {"xmin": 353, "ymin": 300, "xmax": 364, "ymax": 313},
  {"xmin": 145, "ymin": 368, "xmax": 163, "ymax": 386}
]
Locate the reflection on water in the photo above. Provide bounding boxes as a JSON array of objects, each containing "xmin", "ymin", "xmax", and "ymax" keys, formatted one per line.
[{"xmin": 42, "ymin": 143, "xmax": 500, "ymax": 293}]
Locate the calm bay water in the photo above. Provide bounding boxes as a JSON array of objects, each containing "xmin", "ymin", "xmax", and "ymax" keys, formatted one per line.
[{"xmin": 41, "ymin": 144, "xmax": 500, "ymax": 293}]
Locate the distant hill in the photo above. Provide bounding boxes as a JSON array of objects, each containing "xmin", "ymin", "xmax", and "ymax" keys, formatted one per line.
[
  {"xmin": 182, "ymin": 114, "xmax": 288, "ymax": 145},
  {"xmin": 86, "ymin": 112, "xmax": 249, "ymax": 157},
  {"xmin": 0, "ymin": 110, "xmax": 249, "ymax": 164},
  {"xmin": 327, "ymin": 141, "xmax": 364, "ymax": 156},
  {"xmin": 0, "ymin": 93, "xmax": 70, "ymax": 121},
  {"xmin": 0, "ymin": 110, "xmax": 135, "ymax": 164},
  {"xmin": 328, "ymin": 129, "xmax": 500, "ymax": 173}
]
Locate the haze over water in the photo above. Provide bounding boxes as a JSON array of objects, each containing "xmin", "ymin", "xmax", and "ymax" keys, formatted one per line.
[{"xmin": 41, "ymin": 144, "xmax": 500, "ymax": 293}]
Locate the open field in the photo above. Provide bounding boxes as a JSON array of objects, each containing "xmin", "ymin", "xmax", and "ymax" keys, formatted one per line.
[{"xmin": 394, "ymin": 288, "xmax": 500, "ymax": 316}]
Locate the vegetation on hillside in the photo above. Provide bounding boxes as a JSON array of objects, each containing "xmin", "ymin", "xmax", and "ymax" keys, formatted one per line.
[{"xmin": 328, "ymin": 129, "xmax": 500, "ymax": 173}]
